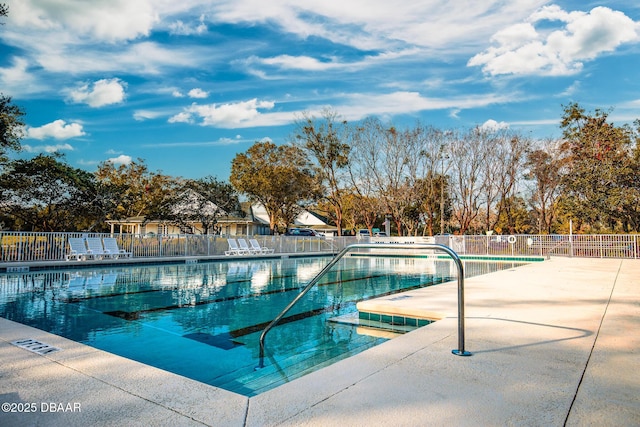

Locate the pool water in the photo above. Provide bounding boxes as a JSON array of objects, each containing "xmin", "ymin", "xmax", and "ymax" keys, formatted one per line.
[{"xmin": 0, "ymin": 256, "xmax": 526, "ymax": 396}]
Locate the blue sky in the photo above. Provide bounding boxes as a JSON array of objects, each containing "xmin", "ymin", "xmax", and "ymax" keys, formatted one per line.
[{"xmin": 1, "ymin": 1, "xmax": 639, "ymax": 180}]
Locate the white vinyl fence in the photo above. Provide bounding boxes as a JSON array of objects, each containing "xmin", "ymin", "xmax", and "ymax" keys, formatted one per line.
[
  {"xmin": 0, "ymin": 232, "xmax": 637, "ymax": 264},
  {"xmin": 433, "ymin": 234, "xmax": 639, "ymax": 259},
  {"xmin": 0, "ymin": 232, "xmax": 339, "ymax": 263}
]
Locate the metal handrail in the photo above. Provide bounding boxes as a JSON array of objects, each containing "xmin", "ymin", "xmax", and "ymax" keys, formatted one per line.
[{"xmin": 258, "ymin": 243, "xmax": 471, "ymax": 368}]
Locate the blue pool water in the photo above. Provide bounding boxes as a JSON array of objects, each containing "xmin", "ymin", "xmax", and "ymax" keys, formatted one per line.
[{"xmin": 0, "ymin": 256, "xmax": 526, "ymax": 396}]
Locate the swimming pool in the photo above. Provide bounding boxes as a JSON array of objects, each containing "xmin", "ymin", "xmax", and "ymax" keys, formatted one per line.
[{"xmin": 0, "ymin": 255, "xmax": 528, "ymax": 396}]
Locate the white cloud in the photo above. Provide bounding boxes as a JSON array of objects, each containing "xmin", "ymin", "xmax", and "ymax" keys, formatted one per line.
[
  {"xmin": 468, "ymin": 6, "xmax": 639, "ymax": 76},
  {"xmin": 558, "ymin": 80, "xmax": 581, "ymax": 97},
  {"xmin": 68, "ymin": 78, "xmax": 126, "ymax": 107},
  {"xmin": 210, "ymin": 0, "xmax": 550, "ymax": 52},
  {"xmin": 171, "ymin": 99, "xmax": 277, "ymax": 128},
  {"xmin": 167, "ymin": 91, "xmax": 517, "ymax": 129},
  {"xmin": 188, "ymin": 88, "xmax": 209, "ymax": 98},
  {"xmin": 0, "ymin": 57, "xmax": 33, "ymax": 87},
  {"xmin": 449, "ymin": 109, "xmax": 461, "ymax": 119},
  {"xmin": 133, "ymin": 110, "xmax": 164, "ymax": 121},
  {"xmin": 338, "ymin": 91, "xmax": 513, "ymax": 120},
  {"xmin": 22, "ymin": 143, "xmax": 74, "ymax": 153},
  {"xmin": 21, "ymin": 38, "xmax": 204, "ymax": 76},
  {"xmin": 9, "ymin": 0, "xmax": 158, "ymax": 42},
  {"xmin": 480, "ymin": 119, "xmax": 509, "ymax": 132},
  {"xmin": 141, "ymin": 136, "xmax": 254, "ymax": 148},
  {"xmin": 168, "ymin": 112, "xmax": 195, "ymax": 124},
  {"xmin": 106, "ymin": 154, "xmax": 133, "ymax": 166},
  {"xmin": 240, "ymin": 48, "xmax": 421, "ymax": 76},
  {"xmin": 26, "ymin": 120, "xmax": 86, "ymax": 140},
  {"xmin": 169, "ymin": 15, "xmax": 207, "ymax": 36},
  {"xmin": 172, "ymin": 90, "xmax": 185, "ymax": 98},
  {"xmin": 254, "ymin": 54, "xmax": 342, "ymax": 71}
]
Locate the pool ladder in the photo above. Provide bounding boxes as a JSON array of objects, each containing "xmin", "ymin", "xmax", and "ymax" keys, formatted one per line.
[{"xmin": 258, "ymin": 243, "xmax": 471, "ymax": 369}]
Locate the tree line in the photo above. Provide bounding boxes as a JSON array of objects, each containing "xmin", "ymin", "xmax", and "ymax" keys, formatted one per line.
[
  {"xmin": 1, "ymin": 96, "xmax": 638, "ymax": 235},
  {"xmin": 234, "ymin": 105, "xmax": 640, "ymax": 236}
]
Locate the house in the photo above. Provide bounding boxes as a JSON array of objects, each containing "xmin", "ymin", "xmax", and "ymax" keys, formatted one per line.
[{"xmin": 106, "ymin": 201, "xmax": 335, "ymax": 236}]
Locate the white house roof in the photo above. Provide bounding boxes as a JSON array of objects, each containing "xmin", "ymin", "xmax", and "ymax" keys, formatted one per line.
[
  {"xmin": 251, "ymin": 203, "xmax": 330, "ymax": 227},
  {"xmin": 293, "ymin": 210, "xmax": 327, "ymax": 226}
]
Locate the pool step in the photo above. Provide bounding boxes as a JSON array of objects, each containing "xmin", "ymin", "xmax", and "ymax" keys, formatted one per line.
[
  {"xmin": 327, "ymin": 308, "xmax": 437, "ymax": 339},
  {"xmin": 356, "ymin": 294, "xmax": 446, "ymax": 324},
  {"xmin": 325, "ymin": 294, "xmax": 447, "ymax": 339}
]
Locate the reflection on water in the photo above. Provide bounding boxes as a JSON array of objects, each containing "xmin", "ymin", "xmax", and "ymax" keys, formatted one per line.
[{"xmin": 0, "ymin": 256, "xmax": 527, "ymax": 396}]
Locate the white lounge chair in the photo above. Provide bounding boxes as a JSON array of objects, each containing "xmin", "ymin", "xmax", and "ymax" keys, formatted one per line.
[
  {"xmin": 250, "ymin": 239, "xmax": 274, "ymax": 254},
  {"xmin": 102, "ymin": 237, "xmax": 132, "ymax": 259},
  {"xmin": 225, "ymin": 238, "xmax": 248, "ymax": 256},
  {"xmin": 238, "ymin": 238, "xmax": 260, "ymax": 254},
  {"xmin": 66, "ymin": 237, "xmax": 90, "ymax": 261},
  {"xmin": 85, "ymin": 237, "xmax": 110, "ymax": 259}
]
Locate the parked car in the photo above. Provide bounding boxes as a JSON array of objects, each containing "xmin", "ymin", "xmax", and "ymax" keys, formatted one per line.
[{"xmin": 285, "ymin": 228, "xmax": 320, "ymax": 236}]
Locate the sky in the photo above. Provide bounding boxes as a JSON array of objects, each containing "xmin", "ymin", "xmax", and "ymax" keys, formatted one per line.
[{"xmin": 1, "ymin": 1, "xmax": 639, "ymax": 181}]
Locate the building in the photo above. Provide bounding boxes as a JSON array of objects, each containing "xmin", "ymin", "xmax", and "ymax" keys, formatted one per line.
[{"xmin": 106, "ymin": 201, "xmax": 336, "ymax": 236}]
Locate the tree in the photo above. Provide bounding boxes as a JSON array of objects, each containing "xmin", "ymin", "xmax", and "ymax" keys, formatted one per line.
[
  {"xmin": 164, "ymin": 176, "xmax": 242, "ymax": 234},
  {"xmin": 494, "ymin": 196, "xmax": 532, "ymax": 234},
  {"xmin": 448, "ymin": 128, "xmax": 489, "ymax": 233},
  {"xmin": 414, "ymin": 174, "xmax": 451, "ymax": 235},
  {"xmin": 0, "ymin": 95, "xmax": 24, "ymax": 166},
  {"xmin": 0, "ymin": 3, "xmax": 8, "ymax": 21},
  {"xmin": 0, "ymin": 3, "xmax": 23, "ymax": 165},
  {"xmin": 230, "ymin": 141, "xmax": 319, "ymax": 234},
  {"xmin": 95, "ymin": 158, "xmax": 176, "ymax": 222},
  {"xmin": 349, "ymin": 117, "xmax": 423, "ymax": 235},
  {"xmin": 293, "ymin": 109, "xmax": 350, "ymax": 235},
  {"xmin": 560, "ymin": 103, "xmax": 638, "ymax": 231},
  {"xmin": 413, "ymin": 126, "xmax": 453, "ymax": 235},
  {"xmin": 0, "ymin": 154, "xmax": 97, "ymax": 231},
  {"xmin": 524, "ymin": 139, "xmax": 565, "ymax": 233},
  {"xmin": 489, "ymin": 131, "xmax": 530, "ymax": 232}
]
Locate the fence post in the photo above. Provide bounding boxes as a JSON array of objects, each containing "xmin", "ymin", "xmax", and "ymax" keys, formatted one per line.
[{"xmin": 599, "ymin": 235, "xmax": 603, "ymax": 258}]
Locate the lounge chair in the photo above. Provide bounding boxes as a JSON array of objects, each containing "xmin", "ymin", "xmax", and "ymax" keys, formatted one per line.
[
  {"xmin": 85, "ymin": 237, "xmax": 111, "ymax": 259},
  {"xmin": 250, "ymin": 239, "xmax": 274, "ymax": 254},
  {"xmin": 102, "ymin": 237, "xmax": 132, "ymax": 259},
  {"xmin": 238, "ymin": 238, "xmax": 260, "ymax": 254},
  {"xmin": 225, "ymin": 238, "xmax": 249, "ymax": 256},
  {"xmin": 66, "ymin": 237, "xmax": 90, "ymax": 261}
]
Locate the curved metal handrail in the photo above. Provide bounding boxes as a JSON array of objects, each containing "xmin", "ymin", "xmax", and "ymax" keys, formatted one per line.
[{"xmin": 258, "ymin": 243, "xmax": 471, "ymax": 368}]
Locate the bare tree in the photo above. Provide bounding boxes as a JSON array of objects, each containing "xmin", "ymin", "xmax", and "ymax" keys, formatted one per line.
[
  {"xmin": 349, "ymin": 117, "xmax": 423, "ymax": 235},
  {"xmin": 293, "ymin": 108, "xmax": 350, "ymax": 235},
  {"xmin": 414, "ymin": 125, "xmax": 453, "ymax": 235},
  {"xmin": 493, "ymin": 132, "xmax": 530, "ymax": 233},
  {"xmin": 347, "ymin": 117, "xmax": 385, "ymax": 233},
  {"xmin": 479, "ymin": 129, "xmax": 531, "ymax": 233},
  {"xmin": 448, "ymin": 128, "xmax": 488, "ymax": 234},
  {"xmin": 525, "ymin": 138, "xmax": 566, "ymax": 233}
]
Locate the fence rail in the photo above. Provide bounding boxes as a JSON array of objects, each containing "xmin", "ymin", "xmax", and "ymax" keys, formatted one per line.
[
  {"xmin": 0, "ymin": 232, "xmax": 344, "ymax": 263},
  {"xmin": 433, "ymin": 234, "xmax": 639, "ymax": 259},
  {"xmin": 0, "ymin": 232, "xmax": 637, "ymax": 264}
]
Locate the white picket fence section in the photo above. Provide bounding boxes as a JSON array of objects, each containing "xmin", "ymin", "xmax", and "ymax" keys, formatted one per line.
[{"xmin": 0, "ymin": 232, "xmax": 637, "ymax": 263}]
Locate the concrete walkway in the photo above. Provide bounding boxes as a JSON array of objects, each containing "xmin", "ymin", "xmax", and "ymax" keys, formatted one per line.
[{"xmin": 0, "ymin": 257, "xmax": 638, "ymax": 426}]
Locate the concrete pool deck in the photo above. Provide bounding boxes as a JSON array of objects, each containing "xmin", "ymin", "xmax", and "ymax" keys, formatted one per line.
[{"xmin": 0, "ymin": 256, "xmax": 638, "ymax": 426}]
